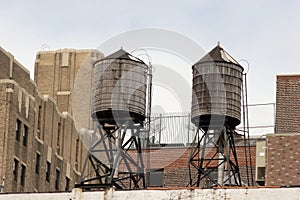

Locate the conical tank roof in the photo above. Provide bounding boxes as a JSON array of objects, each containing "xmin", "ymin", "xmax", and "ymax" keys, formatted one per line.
[
  {"xmin": 97, "ymin": 48, "xmax": 145, "ymax": 64},
  {"xmin": 194, "ymin": 43, "xmax": 241, "ymax": 66}
]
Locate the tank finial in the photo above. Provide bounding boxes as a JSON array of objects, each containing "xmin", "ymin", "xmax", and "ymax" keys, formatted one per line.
[
  {"xmin": 217, "ymin": 41, "xmax": 221, "ymax": 47},
  {"xmin": 121, "ymin": 46, "xmax": 123, "ymax": 50}
]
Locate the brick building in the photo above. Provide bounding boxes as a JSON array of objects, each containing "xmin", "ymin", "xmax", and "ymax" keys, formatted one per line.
[
  {"xmin": 275, "ymin": 75, "xmax": 300, "ymax": 133},
  {"xmin": 266, "ymin": 134, "xmax": 300, "ymax": 186},
  {"xmin": 265, "ymin": 75, "xmax": 300, "ymax": 186},
  {"xmin": 34, "ymin": 49, "xmax": 102, "ymax": 114},
  {"xmin": 145, "ymin": 144, "xmax": 256, "ymax": 188},
  {"xmin": 0, "ymin": 46, "xmax": 102, "ymax": 192}
]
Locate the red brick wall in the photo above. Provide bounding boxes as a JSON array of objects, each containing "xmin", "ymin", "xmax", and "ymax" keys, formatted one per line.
[
  {"xmin": 265, "ymin": 134, "xmax": 300, "ymax": 186},
  {"xmin": 275, "ymin": 75, "xmax": 300, "ymax": 133},
  {"xmin": 267, "ymin": 75, "xmax": 300, "ymax": 186},
  {"xmin": 143, "ymin": 146, "xmax": 256, "ymax": 187}
]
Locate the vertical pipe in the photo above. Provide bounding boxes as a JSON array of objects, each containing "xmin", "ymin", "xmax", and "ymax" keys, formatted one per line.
[
  {"xmin": 218, "ymin": 129, "xmax": 225, "ymax": 186},
  {"xmin": 113, "ymin": 128, "xmax": 122, "ymax": 179},
  {"xmin": 187, "ymin": 113, "xmax": 191, "ymax": 145},
  {"xmin": 146, "ymin": 62, "xmax": 153, "ymax": 187},
  {"xmin": 159, "ymin": 113, "xmax": 162, "ymax": 146},
  {"xmin": 244, "ymin": 74, "xmax": 254, "ymax": 185},
  {"xmin": 242, "ymin": 73, "xmax": 250, "ymax": 186},
  {"xmin": 218, "ymin": 152, "xmax": 224, "ymax": 186}
]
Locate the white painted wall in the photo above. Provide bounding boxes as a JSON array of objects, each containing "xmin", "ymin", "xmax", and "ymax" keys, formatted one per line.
[{"xmin": 0, "ymin": 188, "xmax": 300, "ymax": 200}]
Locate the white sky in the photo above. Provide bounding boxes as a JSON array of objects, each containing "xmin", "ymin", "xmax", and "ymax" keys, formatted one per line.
[{"xmin": 1, "ymin": 0, "xmax": 299, "ymax": 136}]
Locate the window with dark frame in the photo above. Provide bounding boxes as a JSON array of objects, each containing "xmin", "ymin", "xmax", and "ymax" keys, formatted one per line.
[
  {"xmin": 257, "ymin": 167, "xmax": 266, "ymax": 180},
  {"xmin": 65, "ymin": 177, "xmax": 70, "ymax": 191},
  {"xmin": 57, "ymin": 122, "xmax": 61, "ymax": 155},
  {"xmin": 23, "ymin": 124, "xmax": 28, "ymax": 147},
  {"xmin": 16, "ymin": 119, "xmax": 21, "ymax": 141},
  {"xmin": 75, "ymin": 138, "xmax": 79, "ymax": 170},
  {"xmin": 46, "ymin": 161, "xmax": 51, "ymax": 182},
  {"xmin": 37, "ymin": 105, "xmax": 42, "ymax": 139},
  {"xmin": 13, "ymin": 158, "xmax": 19, "ymax": 181},
  {"xmin": 35, "ymin": 153, "xmax": 40, "ymax": 174},
  {"xmin": 21, "ymin": 164, "xmax": 26, "ymax": 186},
  {"xmin": 55, "ymin": 169, "xmax": 60, "ymax": 190}
]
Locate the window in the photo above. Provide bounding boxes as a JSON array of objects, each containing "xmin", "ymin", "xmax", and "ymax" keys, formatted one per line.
[
  {"xmin": 21, "ymin": 164, "xmax": 26, "ymax": 186},
  {"xmin": 148, "ymin": 169, "xmax": 163, "ymax": 187},
  {"xmin": 256, "ymin": 167, "xmax": 265, "ymax": 186},
  {"xmin": 46, "ymin": 161, "xmax": 51, "ymax": 182},
  {"xmin": 55, "ymin": 169, "xmax": 60, "ymax": 190},
  {"xmin": 65, "ymin": 177, "xmax": 70, "ymax": 191},
  {"xmin": 37, "ymin": 105, "xmax": 42, "ymax": 139},
  {"xmin": 75, "ymin": 138, "xmax": 79, "ymax": 170},
  {"xmin": 16, "ymin": 119, "xmax": 21, "ymax": 141},
  {"xmin": 35, "ymin": 153, "xmax": 41, "ymax": 174},
  {"xmin": 57, "ymin": 122, "xmax": 61, "ymax": 155},
  {"xmin": 257, "ymin": 167, "xmax": 265, "ymax": 180},
  {"xmin": 23, "ymin": 124, "xmax": 28, "ymax": 147},
  {"xmin": 13, "ymin": 159, "xmax": 19, "ymax": 181}
]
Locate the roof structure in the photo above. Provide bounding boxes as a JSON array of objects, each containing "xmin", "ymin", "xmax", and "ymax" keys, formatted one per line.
[
  {"xmin": 100, "ymin": 48, "xmax": 145, "ymax": 64},
  {"xmin": 195, "ymin": 43, "xmax": 241, "ymax": 66}
]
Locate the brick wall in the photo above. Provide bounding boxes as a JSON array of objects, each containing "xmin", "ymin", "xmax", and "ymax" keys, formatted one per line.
[
  {"xmin": 0, "ymin": 82, "xmax": 9, "ymax": 188},
  {"xmin": 0, "ymin": 47, "xmax": 11, "ymax": 79},
  {"xmin": 0, "ymin": 47, "xmax": 92, "ymax": 193},
  {"xmin": 34, "ymin": 49, "xmax": 103, "ymax": 114},
  {"xmin": 265, "ymin": 134, "xmax": 300, "ymax": 186},
  {"xmin": 139, "ymin": 145, "xmax": 256, "ymax": 187},
  {"xmin": 275, "ymin": 75, "xmax": 300, "ymax": 133},
  {"xmin": 266, "ymin": 75, "xmax": 300, "ymax": 186}
]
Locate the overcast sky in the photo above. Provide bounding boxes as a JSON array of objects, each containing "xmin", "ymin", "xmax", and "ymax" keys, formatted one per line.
[{"xmin": 1, "ymin": 0, "xmax": 299, "ymax": 135}]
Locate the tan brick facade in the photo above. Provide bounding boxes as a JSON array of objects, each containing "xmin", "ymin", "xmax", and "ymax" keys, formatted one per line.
[
  {"xmin": 0, "ymin": 46, "xmax": 100, "ymax": 192},
  {"xmin": 34, "ymin": 49, "xmax": 103, "ymax": 114}
]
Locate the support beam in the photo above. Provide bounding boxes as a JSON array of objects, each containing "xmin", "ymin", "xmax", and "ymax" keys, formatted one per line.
[{"xmin": 188, "ymin": 126, "xmax": 242, "ymax": 188}]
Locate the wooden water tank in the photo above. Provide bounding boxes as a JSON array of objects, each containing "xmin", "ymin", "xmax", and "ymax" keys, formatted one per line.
[
  {"xmin": 91, "ymin": 48, "xmax": 148, "ymax": 125},
  {"xmin": 191, "ymin": 44, "xmax": 243, "ymax": 129}
]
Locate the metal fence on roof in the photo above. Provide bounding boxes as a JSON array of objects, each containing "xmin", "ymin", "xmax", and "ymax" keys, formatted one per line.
[
  {"xmin": 148, "ymin": 102, "xmax": 275, "ymax": 145},
  {"xmin": 149, "ymin": 112, "xmax": 197, "ymax": 145}
]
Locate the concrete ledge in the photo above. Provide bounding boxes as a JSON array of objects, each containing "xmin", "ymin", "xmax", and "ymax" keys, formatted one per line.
[
  {"xmin": 1, "ymin": 187, "xmax": 300, "ymax": 200},
  {"xmin": 267, "ymin": 133, "xmax": 300, "ymax": 136}
]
